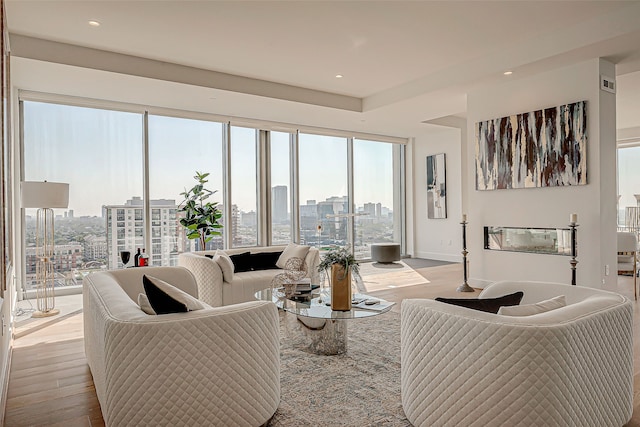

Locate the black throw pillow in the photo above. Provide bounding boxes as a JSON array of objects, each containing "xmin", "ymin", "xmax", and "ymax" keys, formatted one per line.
[
  {"xmin": 435, "ymin": 291, "xmax": 524, "ymax": 314},
  {"xmin": 249, "ymin": 251, "xmax": 283, "ymax": 271},
  {"xmin": 229, "ymin": 251, "xmax": 252, "ymax": 272},
  {"xmin": 142, "ymin": 275, "xmax": 188, "ymax": 314}
]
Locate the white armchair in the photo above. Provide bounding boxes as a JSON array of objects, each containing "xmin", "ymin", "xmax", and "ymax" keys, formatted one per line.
[
  {"xmin": 617, "ymin": 231, "xmax": 638, "ymax": 300},
  {"xmin": 401, "ymin": 281, "xmax": 633, "ymax": 427},
  {"xmin": 84, "ymin": 266, "xmax": 280, "ymax": 427}
]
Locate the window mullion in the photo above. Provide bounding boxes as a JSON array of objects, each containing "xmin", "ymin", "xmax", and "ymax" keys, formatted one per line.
[
  {"xmin": 143, "ymin": 112, "xmax": 151, "ymax": 255},
  {"xmin": 291, "ymin": 131, "xmax": 300, "ymax": 243},
  {"xmin": 347, "ymin": 137, "xmax": 355, "ymax": 253},
  {"xmin": 222, "ymin": 123, "xmax": 232, "ymax": 249},
  {"xmin": 259, "ymin": 130, "xmax": 270, "ymax": 246}
]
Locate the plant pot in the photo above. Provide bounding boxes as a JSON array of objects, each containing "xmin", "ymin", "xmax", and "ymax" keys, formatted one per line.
[{"xmin": 331, "ymin": 264, "xmax": 351, "ymax": 311}]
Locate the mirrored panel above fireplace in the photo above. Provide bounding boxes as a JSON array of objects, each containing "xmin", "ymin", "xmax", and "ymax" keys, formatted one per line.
[{"xmin": 484, "ymin": 226, "xmax": 573, "ymax": 256}]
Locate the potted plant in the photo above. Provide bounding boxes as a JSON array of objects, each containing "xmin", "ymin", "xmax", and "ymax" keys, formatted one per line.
[
  {"xmin": 178, "ymin": 172, "xmax": 223, "ymax": 251},
  {"xmin": 318, "ymin": 246, "xmax": 359, "ymax": 311}
]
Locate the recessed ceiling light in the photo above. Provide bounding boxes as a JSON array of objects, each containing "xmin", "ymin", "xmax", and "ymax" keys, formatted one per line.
[
  {"xmin": 503, "ymin": 71, "xmax": 513, "ymax": 76},
  {"xmin": 335, "ymin": 74, "xmax": 343, "ymax": 79},
  {"xmin": 88, "ymin": 20, "xmax": 101, "ymax": 27}
]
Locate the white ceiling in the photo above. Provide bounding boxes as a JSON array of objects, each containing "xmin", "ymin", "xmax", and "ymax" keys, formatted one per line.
[{"xmin": 6, "ymin": 1, "xmax": 640, "ymax": 137}]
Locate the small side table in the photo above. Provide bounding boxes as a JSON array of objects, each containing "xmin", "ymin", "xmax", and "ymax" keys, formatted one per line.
[{"xmin": 371, "ymin": 243, "xmax": 401, "ymax": 263}]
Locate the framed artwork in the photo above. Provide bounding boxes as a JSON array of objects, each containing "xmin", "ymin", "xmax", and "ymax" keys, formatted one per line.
[
  {"xmin": 475, "ymin": 100, "xmax": 587, "ymax": 190},
  {"xmin": 426, "ymin": 153, "xmax": 447, "ymax": 219}
]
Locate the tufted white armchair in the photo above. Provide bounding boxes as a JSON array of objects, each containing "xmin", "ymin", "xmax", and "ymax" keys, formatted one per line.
[
  {"xmin": 84, "ymin": 266, "xmax": 280, "ymax": 427},
  {"xmin": 401, "ymin": 281, "xmax": 633, "ymax": 427}
]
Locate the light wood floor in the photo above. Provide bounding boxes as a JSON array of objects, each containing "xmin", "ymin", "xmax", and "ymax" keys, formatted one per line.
[{"xmin": 4, "ymin": 263, "xmax": 640, "ymax": 426}]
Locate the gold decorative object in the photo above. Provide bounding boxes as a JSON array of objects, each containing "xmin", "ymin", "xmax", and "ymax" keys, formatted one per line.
[{"xmin": 331, "ymin": 264, "xmax": 352, "ymax": 311}]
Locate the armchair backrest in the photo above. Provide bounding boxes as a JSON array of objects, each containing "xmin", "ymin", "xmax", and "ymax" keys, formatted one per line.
[
  {"xmin": 618, "ymin": 231, "xmax": 638, "ymax": 253},
  {"xmin": 479, "ymin": 280, "xmax": 619, "ymax": 306},
  {"xmin": 98, "ymin": 266, "xmax": 198, "ymax": 302}
]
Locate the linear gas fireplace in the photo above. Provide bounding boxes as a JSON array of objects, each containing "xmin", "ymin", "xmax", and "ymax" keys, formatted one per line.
[{"xmin": 484, "ymin": 226, "xmax": 573, "ymax": 256}]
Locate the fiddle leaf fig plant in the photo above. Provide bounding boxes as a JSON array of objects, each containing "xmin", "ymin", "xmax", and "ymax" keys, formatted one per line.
[{"xmin": 178, "ymin": 171, "xmax": 223, "ymax": 251}]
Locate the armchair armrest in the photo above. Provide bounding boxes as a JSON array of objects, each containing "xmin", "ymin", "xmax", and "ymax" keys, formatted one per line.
[
  {"xmin": 178, "ymin": 252, "xmax": 224, "ymax": 307},
  {"xmin": 94, "ymin": 296, "xmax": 280, "ymax": 426}
]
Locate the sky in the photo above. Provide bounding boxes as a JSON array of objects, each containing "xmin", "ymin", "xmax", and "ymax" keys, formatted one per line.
[{"xmin": 23, "ymin": 101, "xmax": 395, "ymax": 216}]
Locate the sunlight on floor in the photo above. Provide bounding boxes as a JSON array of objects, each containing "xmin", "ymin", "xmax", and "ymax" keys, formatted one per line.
[
  {"xmin": 359, "ymin": 261, "xmax": 429, "ymax": 292},
  {"xmin": 14, "ymin": 293, "xmax": 84, "ymax": 348}
]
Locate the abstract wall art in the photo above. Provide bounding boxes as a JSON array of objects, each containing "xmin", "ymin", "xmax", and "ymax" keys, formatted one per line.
[
  {"xmin": 426, "ymin": 153, "xmax": 447, "ymax": 219},
  {"xmin": 475, "ymin": 100, "xmax": 587, "ymax": 191}
]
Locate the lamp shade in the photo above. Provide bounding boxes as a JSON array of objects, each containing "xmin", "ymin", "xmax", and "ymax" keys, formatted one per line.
[{"xmin": 21, "ymin": 181, "xmax": 69, "ymax": 209}]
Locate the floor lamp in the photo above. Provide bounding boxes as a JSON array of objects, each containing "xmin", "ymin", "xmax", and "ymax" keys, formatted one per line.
[{"xmin": 21, "ymin": 181, "xmax": 69, "ymax": 318}]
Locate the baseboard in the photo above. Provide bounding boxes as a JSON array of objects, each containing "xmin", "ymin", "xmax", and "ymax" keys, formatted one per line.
[
  {"xmin": 468, "ymin": 277, "xmax": 492, "ymax": 289},
  {"xmin": 0, "ymin": 338, "xmax": 12, "ymax": 426},
  {"xmin": 413, "ymin": 251, "xmax": 462, "ymax": 263}
]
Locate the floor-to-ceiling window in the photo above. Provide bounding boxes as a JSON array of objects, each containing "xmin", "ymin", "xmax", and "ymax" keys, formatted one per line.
[
  {"xmin": 22, "ymin": 101, "xmax": 143, "ymax": 288},
  {"xmin": 270, "ymin": 131, "xmax": 292, "ymax": 245},
  {"xmin": 148, "ymin": 115, "xmax": 224, "ymax": 262},
  {"xmin": 353, "ymin": 139, "xmax": 398, "ymax": 259},
  {"xmin": 230, "ymin": 126, "xmax": 258, "ymax": 247},
  {"xmin": 298, "ymin": 133, "xmax": 348, "ymax": 247},
  {"xmin": 21, "ymin": 96, "xmax": 407, "ymax": 291}
]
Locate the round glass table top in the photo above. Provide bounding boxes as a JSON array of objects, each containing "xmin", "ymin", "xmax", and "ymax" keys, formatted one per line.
[{"xmin": 254, "ymin": 287, "xmax": 395, "ymax": 320}]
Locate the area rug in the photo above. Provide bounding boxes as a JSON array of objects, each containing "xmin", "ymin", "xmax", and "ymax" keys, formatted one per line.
[{"xmin": 268, "ymin": 310, "xmax": 410, "ymax": 426}]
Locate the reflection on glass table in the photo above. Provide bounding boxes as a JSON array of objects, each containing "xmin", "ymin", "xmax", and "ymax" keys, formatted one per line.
[
  {"xmin": 254, "ymin": 288, "xmax": 394, "ymax": 319},
  {"xmin": 255, "ymin": 287, "xmax": 394, "ymax": 355}
]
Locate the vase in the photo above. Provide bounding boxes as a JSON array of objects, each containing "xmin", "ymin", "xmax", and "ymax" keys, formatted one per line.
[{"xmin": 331, "ymin": 264, "xmax": 352, "ymax": 311}]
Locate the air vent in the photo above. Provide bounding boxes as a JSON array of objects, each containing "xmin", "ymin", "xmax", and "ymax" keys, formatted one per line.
[{"xmin": 601, "ymin": 75, "xmax": 616, "ymax": 94}]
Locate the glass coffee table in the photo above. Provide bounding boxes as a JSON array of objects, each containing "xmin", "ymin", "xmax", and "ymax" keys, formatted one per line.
[{"xmin": 255, "ymin": 287, "xmax": 395, "ymax": 355}]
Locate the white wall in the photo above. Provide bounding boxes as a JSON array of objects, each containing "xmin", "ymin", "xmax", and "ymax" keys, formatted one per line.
[
  {"xmin": 465, "ymin": 58, "xmax": 617, "ymax": 289},
  {"xmin": 412, "ymin": 127, "xmax": 463, "ymax": 262}
]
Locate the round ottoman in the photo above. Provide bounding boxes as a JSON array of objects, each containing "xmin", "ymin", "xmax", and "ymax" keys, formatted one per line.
[{"xmin": 371, "ymin": 243, "xmax": 401, "ymax": 263}]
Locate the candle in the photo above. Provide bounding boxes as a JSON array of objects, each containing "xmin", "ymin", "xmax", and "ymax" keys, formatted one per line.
[
  {"xmin": 462, "ymin": 214, "xmax": 467, "ymax": 222},
  {"xmin": 570, "ymin": 213, "xmax": 577, "ymax": 223}
]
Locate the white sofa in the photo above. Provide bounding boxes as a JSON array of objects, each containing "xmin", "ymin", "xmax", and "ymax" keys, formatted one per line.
[
  {"xmin": 178, "ymin": 245, "xmax": 320, "ymax": 307},
  {"xmin": 84, "ymin": 266, "xmax": 280, "ymax": 427},
  {"xmin": 401, "ymin": 281, "xmax": 633, "ymax": 427}
]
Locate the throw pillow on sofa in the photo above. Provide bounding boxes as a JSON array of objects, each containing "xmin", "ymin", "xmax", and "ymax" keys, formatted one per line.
[
  {"xmin": 229, "ymin": 251, "xmax": 285, "ymax": 272},
  {"xmin": 138, "ymin": 293, "xmax": 157, "ymax": 315},
  {"xmin": 210, "ymin": 250, "xmax": 234, "ymax": 282},
  {"xmin": 143, "ymin": 275, "xmax": 205, "ymax": 315},
  {"xmin": 230, "ymin": 251, "xmax": 252, "ymax": 273},
  {"xmin": 497, "ymin": 295, "xmax": 566, "ymax": 316},
  {"xmin": 276, "ymin": 243, "xmax": 310, "ymax": 269},
  {"xmin": 435, "ymin": 291, "xmax": 524, "ymax": 314},
  {"xmin": 250, "ymin": 251, "xmax": 283, "ymax": 271}
]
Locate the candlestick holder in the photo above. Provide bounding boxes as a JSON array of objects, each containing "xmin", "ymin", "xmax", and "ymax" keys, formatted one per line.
[
  {"xmin": 569, "ymin": 222, "xmax": 578, "ymax": 286},
  {"xmin": 457, "ymin": 219, "xmax": 474, "ymax": 292}
]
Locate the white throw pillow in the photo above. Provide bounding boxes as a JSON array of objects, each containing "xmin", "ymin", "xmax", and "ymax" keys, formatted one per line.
[
  {"xmin": 276, "ymin": 243, "xmax": 310, "ymax": 269},
  {"xmin": 138, "ymin": 293, "xmax": 157, "ymax": 315},
  {"xmin": 143, "ymin": 275, "xmax": 205, "ymax": 314},
  {"xmin": 498, "ymin": 295, "xmax": 566, "ymax": 316},
  {"xmin": 214, "ymin": 250, "xmax": 234, "ymax": 282}
]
